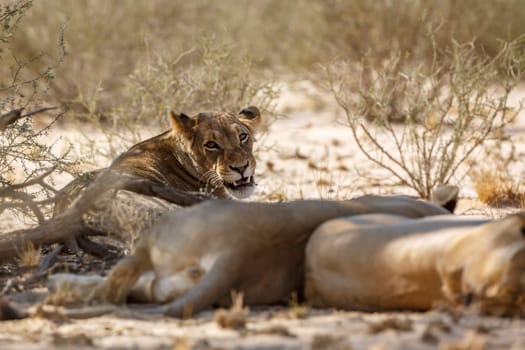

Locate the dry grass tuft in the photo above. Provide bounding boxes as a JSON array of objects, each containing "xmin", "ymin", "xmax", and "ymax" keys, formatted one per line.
[
  {"xmin": 214, "ymin": 290, "xmax": 249, "ymax": 330},
  {"xmin": 471, "ymin": 168, "xmax": 525, "ymax": 207},
  {"xmin": 367, "ymin": 316, "xmax": 413, "ymax": 334},
  {"xmin": 288, "ymin": 292, "xmax": 309, "ymax": 319},
  {"xmin": 17, "ymin": 240, "xmax": 42, "ymax": 267}
]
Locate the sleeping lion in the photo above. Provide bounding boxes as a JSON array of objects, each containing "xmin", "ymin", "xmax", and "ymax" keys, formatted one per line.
[
  {"xmin": 47, "ymin": 194, "xmax": 525, "ymax": 318},
  {"xmin": 305, "ymin": 213, "xmax": 525, "ymax": 316}
]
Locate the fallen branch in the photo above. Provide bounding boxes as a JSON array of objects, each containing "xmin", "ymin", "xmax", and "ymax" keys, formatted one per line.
[
  {"xmin": 1, "ymin": 268, "xmax": 53, "ymax": 295},
  {"xmin": 32, "ymin": 304, "xmax": 119, "ymax": 320},
  {"xmin": 0, "ymin": 170, "xmax": 211, "ymax": 263},
  {"xmin": 0, "ymin": 166, "xmax": 59, "ymax": 223},
  {"xmin": 0, "ymin": 170, "xmax": 124, "ymax": 263},
  {"xmin": 0, "ymin": 106, "xmax": 58, "ymax": 132}
]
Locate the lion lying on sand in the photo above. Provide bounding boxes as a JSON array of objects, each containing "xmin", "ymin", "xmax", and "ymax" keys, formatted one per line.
[
  {"xmin": 46, "ymin": 193, "xmax": 524, "ymax": 318},
  {"xmin": 305, "ymin": 213, "xmax": 525, "ymax": 316}
]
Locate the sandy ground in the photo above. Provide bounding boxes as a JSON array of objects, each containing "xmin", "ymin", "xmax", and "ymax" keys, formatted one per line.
[{"xmin": 1, "ymin": 83, "xmax": 525, "ymax": 349}]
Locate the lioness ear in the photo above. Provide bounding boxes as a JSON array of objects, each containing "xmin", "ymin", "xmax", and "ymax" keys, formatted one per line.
[
  {"xmin": 431, "ymin": 184, "xmax": 459, "ymax": 213},
  {"xmin": 169, "ymin": 111, "xmax": 195, "ymax": 138},
  {"xmin": 238, "ymin": 106, "xmax": 261, "ymax": 131}
]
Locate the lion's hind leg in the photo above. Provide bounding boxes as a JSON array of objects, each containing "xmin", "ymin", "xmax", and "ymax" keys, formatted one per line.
[{"xmin": 101, "ymin": 242, "xmax": 153, "ymax": 305}]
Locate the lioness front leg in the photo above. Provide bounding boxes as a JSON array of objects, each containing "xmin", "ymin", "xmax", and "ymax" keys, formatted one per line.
[{"xmin": 164, "ymin": 254, "xmax": 238, "ymax": 318}]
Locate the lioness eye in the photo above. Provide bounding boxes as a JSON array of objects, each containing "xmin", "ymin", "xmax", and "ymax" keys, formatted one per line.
[
  {"xmin": 204, "ymin": 141, "xmax": 220, "ymax": 150},
  {"xmin": 239, "ymin": 133, "xmax": 249, "ymax": 143}
]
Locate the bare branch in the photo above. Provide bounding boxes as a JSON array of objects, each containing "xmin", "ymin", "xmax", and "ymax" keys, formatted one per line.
[
  {"xmin": 0, "ymin": 166, "xmax": 58, "ymax": 196},
  {"xmin": 0, "ymin": 108, "xmax": 23, "ymax": 132},
  {"xmin": 0, "ymin": 106, "xmax": 59, "ymax": 132},
  {"xmin": 0, "ymin": 170, "xmax": 211, "ymax": 263}
]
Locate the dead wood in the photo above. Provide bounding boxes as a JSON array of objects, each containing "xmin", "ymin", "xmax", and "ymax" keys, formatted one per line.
[
  {"xmin": 0, "ymin": 166, "xmax": 58, "ymax": 224},
  {"xmin": 33, "ymin": 304, "xmax": 119, "ymax": 319},
  {"xmin": 75, "ymin": 237, "xmax": 121, "ymax": 260},
  {"xmin": 0, "ymin": 107, "xmax": 58, "ymax": 132},
  {"xmin": 0, "ymin": 170, "xmax": 211, "ymax": 263},
  {"xmin": 1, "ymin": 268, "xmax": 52, "ymax": 295},
  {"xmin": 38, "ymin": 245, "xmax": 63, "ymax": 272},
  {"xmin": 0, "ymin": 170, "xmax": 125, "ymax": 263}
]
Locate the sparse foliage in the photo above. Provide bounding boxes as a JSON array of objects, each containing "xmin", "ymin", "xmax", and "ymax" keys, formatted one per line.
[
  {"xmin": 288, "ymin": 292, "xmax": 309, "ymax": 319},
  {"xmin": 327, "ymin": 35, "xmax": 525, "ymax": 199},
  {"xmin": 76, "ymin": 39, "xmax": 279, "ymax": 161},
  {"xmin": 0, "ymin": 0, "xmax": 77, "ymax": 224},
  {"xmin": 11, "ymin": 0, "xmax": 525, "ymax": 107}
]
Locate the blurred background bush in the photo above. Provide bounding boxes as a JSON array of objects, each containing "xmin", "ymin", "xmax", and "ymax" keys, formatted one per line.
[
  {"xmin": 2, "ymin": 0, "xmax": 525, "ymax": 216},
  {"xmin": 6, "ymin": 0, "xmax": 525, "ymax": 117}
]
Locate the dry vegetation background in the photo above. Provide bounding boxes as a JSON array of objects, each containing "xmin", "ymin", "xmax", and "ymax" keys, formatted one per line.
[
  {"xmin": 2, "ymin": 0, "xmax": 525, "ymax": 349},
  {"xmin": 3, "ymin": 0, "xmax": 525, "ymax": 206}
]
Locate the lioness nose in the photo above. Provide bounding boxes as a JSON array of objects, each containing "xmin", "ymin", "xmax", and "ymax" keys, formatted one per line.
[{"xmin": 230, "ymin": 162, "xmax": 249, "ymax": 176}]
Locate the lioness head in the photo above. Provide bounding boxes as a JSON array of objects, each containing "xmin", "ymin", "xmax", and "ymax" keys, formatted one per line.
[
  {"xmin": 169, "ymin": 106, "xmax": 261, "ymax": 199},
  {"xmin": 445, "ymin": 212, "xmax": 525, "ymax": 315}
]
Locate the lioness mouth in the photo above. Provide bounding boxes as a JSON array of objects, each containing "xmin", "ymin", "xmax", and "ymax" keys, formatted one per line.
[{"xmin": 225, "ymin": 176, "xmax": 254, "ymax": 190}]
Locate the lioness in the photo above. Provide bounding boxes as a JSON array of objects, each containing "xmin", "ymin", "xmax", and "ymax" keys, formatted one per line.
[
  {"xmin": 53, "ymin": 107, "xmax": 261, "ymax": 242},
  {"xmin": 90, "ymin": 195, "xmax": 450, "ymax": 316},
  {"xmin": 55, "ymin": 106, "xmax": 262, "ymax": 214},
  {"xmin": 42, "ymin": 199, "xmax": 525, "ymax": 318},
  {"xmin": 305, "ymin": 213, "xmax": 525, "ymax": 315}
]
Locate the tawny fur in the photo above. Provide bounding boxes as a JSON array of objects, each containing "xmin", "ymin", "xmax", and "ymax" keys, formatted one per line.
[
  {"xmin": 53, "ymin": 107, "xmax": 261, "ymax": 239},
  {"xmin": 305, "ymin": 213, "xmax": 525, "ymax": 315},
  {"xmin": 96, "ymin": 195, "xmax": 450, "ymax": 316},
  {"xmin": 54, "ymin": 107, "xmax": 261, "ymax": 214}
]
